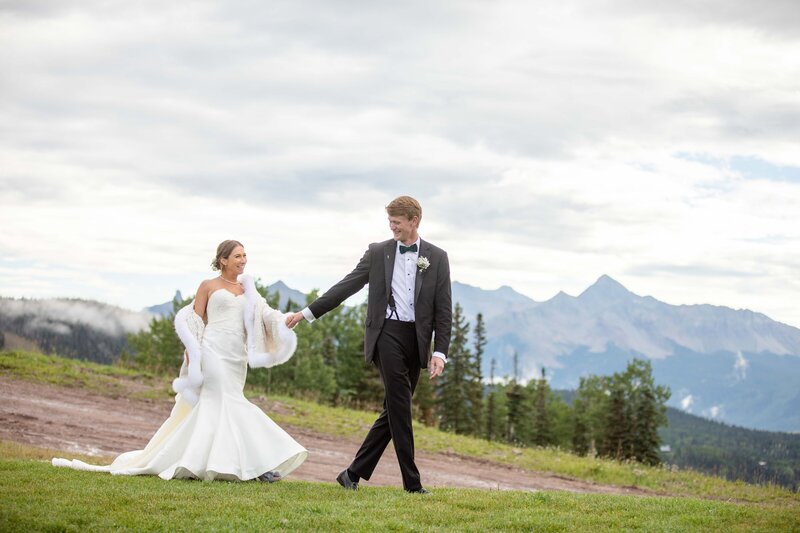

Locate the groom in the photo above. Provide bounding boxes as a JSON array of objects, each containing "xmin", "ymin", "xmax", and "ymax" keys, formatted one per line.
[{"xmin": 286, "ymin": 195, "xmax": 452, "ymax": 493}]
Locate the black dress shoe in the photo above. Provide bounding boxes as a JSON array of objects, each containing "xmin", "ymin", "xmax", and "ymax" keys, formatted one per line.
[
  {"xmin": 406, "ymin": 487, "xmax": 431, "ymax": 495},
  {"xmin": 336, "ymin": 469, "xmax": 359, "ymax": 491}
]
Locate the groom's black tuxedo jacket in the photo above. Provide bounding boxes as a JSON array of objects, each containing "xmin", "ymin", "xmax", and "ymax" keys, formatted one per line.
[{"xmin": 309, "ymin": 238, "xmax": 452, "ymax": 368}]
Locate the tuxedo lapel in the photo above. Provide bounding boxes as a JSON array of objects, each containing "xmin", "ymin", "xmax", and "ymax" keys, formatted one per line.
[
  {"xmin": 384, "ymin": 240, "xmax": 396, "ymax": 301},
  {"xmin": 414, "ymin": 239, "xmax": 429, "ymax": 305}
]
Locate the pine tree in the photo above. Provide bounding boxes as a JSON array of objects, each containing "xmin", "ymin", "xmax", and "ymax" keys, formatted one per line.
[
  {"xmin": 330, "ymin": 304, "xmax": 368, "ymax": 406},
  {"xmin": 467, "ymin": 313, "xmax": 487, "ymax": 436},
  {"xmin": 505, "ymin": 381, "xmax": 525, "ymax": 445},
  {"xmin": 267, "ymin": 289, "xmax": 336, "ymax": 401},
  {"xmin": 123, "ymin": 296, "xmax": 194, "ymax": 375},
  {"xmin": 572, "ymin": 374, "xmax": 613, "ymax": 457},
  {"xmin": 571, "ymin": 399, "xmax": 590, "ymax": 456},
  {"xmin": 601, "ymin": 381, "xmax": 629, "ymax": 460},
  {"xmin": 505, "ymin": 352, "xmax": 529, "ymax": 445},
  {"xmin": 413, "ymin": 347, "xmax": 437, "ymax": 426},
  {"xmin": 437, "ymin": 303, "xmax": 472, "ymax": 434},
  {"xmin": 485, "ymin": 359, "xmax": 499, "ymax": 441},
  {"xmin": 531, "ymin": 367, "xmax": 554, "ymax": 446},
  {"xmin": 622, "ymin": 359, "xmax": 670, "ymax": 466},
  {"xmin": 633, "ymin": 385, "xmax": 662, "ymax": 465}
]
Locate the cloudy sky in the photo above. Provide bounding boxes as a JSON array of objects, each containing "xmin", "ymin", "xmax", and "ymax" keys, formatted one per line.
[{"xmin": 2, "ymin": 0, "xmax": 799, "ymax": 327}]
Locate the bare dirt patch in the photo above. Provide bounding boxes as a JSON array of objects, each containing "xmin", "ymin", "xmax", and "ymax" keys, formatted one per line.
[{"xmin": 0, "ymin": 376, "xmax": 653, "ymax": 496}]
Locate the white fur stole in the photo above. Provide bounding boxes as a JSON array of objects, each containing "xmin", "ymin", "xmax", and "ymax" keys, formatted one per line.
[
  {"xmin": 172, "ymin": 304, "xmax": 205, "ymax": 406},
  {"xmin": 240, "ymin": 274, "xmax": 298, "ymax": 369}
]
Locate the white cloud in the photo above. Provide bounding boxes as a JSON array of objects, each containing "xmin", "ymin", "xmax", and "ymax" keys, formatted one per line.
[{"xmin": 1, "ymin": 0, "xmax": 800, "ymax": 328}]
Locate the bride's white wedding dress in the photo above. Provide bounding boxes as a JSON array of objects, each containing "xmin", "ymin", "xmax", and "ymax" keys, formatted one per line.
[{"xmin": 53, "ymin": 289, "xmax": 308, "ymax": 481}]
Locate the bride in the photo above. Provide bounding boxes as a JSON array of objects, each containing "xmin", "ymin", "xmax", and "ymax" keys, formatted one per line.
[{"xmin": 53, "ymin": 240, "xmax": 308, "ymax": 482}]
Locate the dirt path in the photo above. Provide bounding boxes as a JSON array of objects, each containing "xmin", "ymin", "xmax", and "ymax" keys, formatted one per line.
[{"xmin": 0, "ymin": 377, "xmax": 652, "ymax": 496}]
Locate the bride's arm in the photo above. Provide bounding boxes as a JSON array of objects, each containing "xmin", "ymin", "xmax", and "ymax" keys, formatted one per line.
[{"xmin": 192, "ymin": 280, "xmax": 210, "ymax": 322}]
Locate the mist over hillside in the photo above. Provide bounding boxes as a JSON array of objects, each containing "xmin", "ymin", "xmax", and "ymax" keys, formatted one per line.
[{"xmin": 0, "ymin": 297, "xmax": 150, "ymax": 364}]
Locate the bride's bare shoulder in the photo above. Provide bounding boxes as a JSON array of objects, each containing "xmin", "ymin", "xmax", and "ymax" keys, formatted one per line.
[{"xmin": 196, "ymin": 277, "xmax": 221, "ymax": 294}]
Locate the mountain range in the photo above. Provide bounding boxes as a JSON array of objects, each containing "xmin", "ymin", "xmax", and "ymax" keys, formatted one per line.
[
  {"xmin": 3, "ymin": 275, "xmax": 798, "ymax": 432},
  {"xmin": 450, "ymin": 275, "xmax": 800, "ymax": 433}
]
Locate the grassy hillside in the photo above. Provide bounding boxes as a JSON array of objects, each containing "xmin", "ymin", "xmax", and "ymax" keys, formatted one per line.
[
  {"xmin": 662, "ymin": 408, "xmax": 800, "ymax": 490},
  {"xmin": 557, "ymin": 389, "xmax": 800, "ymax": 491},
  {"xmin": 2, "ymin": 349, "xmax": 799, "ymax": 508},
  {"xmin": 2, "ymin": 442, "xmax": 799, "ymax": 532}
]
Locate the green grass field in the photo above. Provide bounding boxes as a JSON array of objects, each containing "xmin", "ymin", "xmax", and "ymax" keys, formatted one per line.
[
  {"xmin": 261, "ymin": 394, "xmax": 798, "ymax": 504},
  {"xmin": 2, "ymin": 350, "xmax": 799, "ymax": 532},
  {"xmin": 1, "ymin": 442, "xmax": 799, "ymax": 532}
]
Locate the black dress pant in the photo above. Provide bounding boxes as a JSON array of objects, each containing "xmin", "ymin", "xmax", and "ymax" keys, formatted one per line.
[{"xmin": 349, "ymin": 319, "xmax": 422, "ymax": 491}]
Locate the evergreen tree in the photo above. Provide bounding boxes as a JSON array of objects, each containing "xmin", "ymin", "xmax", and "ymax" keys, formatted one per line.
[
  {"xmin": 413, "ymin": 347, "xmax": 437, "ymax": 426},
  {"xmin": 505, "ymin": 380, "xmax": 526, "ymax": 445},
  {"xmin": 572, "ymin": 375, "xmax": 611, "ymax": 456},
  {"xmin": 633, "ymin": 385, "xmax": 661, "ymax": 465},
  {"xmin": 505, "ymin": 352, "xmax": 529, "ymax": 444},
  {"xmin": 332, "ymin": 303, "xmax": 381, "ymax": 408},
  {"xmin": 123, "ymin": 296, "xmax": 194, "ymax": 375},
  {"xmin": 467, "ymin": 313, "xmax": 486, "ymax": 436},
  {"xmin": 531, "ymin": 367, "xmax": 554, "ymax": 446},
  {"xmin": 601, "ymin": 381, "xmax": 629, "ymax": 460},
  {"xmin": 571, "ymin": 398, "xmax": 590, "ymax": 456},
  {"xmin": 437, "ymin": 303, "xmax": 472, "ymax": 434},
  {"xmin": 266, "ymin": 289, "xmax": 336, "ymax": 401},
  {"xmin": 621, "ymin": 359, "xmax": 670, "ymax": 466},
  {"xmin": 485, "ymin": 359, "xmax": 499, "ymax": 441},
  {"xmin": 548, "ymin": 391, "xmax": 574, "ymax": 449}
]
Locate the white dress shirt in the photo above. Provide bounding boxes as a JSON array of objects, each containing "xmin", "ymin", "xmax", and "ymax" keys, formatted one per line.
[
  {"xmin": 301, "ymin": 237, "xmax": 446, "ymax": 363},
  {"xmin": 387, "ymin": 238, "xmax": 420, "ymax": 322}
]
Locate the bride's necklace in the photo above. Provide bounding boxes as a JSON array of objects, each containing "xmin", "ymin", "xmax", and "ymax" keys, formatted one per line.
[{"xmin": 218, "ymin": 275, "xmax": 240, "ymax": 285}]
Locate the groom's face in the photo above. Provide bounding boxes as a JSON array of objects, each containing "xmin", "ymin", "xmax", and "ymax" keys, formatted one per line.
[{"xmin": 388, "ymin": 214, "xmax": 419, "ymax": 244}]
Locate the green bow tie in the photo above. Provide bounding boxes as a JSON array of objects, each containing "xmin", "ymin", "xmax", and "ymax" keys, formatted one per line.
[{"xmin": 399, "ymin": 243, "xmax": 418, "ymax": 254}]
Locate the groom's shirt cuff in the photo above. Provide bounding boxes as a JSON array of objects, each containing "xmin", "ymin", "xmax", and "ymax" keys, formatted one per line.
[
  {"xmin": 301, "ymin": 307, "xmax": 316, "ymax": 323},
  {"xmin": 432, "ymin": 351, "xmax": 447, "ymax": 363}
]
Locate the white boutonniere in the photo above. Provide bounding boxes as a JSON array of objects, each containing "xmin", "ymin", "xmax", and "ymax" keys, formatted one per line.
[{"xmin": 417, "ymin": 256, "xmax": 430, "ymax": 272}]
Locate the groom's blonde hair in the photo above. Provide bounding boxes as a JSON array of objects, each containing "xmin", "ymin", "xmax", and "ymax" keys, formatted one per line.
[{"xmin": 386, "ymin": 196, "xmax": 422, "ymax": 221}]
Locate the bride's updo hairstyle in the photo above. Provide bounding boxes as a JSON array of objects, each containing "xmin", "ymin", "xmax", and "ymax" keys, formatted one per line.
[{"xmin": 211, "ymin": 240, "xmax": 244, "ymax": 271}]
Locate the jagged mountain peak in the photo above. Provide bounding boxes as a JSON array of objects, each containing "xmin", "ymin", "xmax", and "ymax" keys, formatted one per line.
[
  {"xmin": 578, "ymin": 275, "xmax": 635, "ymax": 303},
  {"xmin": 546, "ymin": 290, "xmax": 575, "ymax": 303}
]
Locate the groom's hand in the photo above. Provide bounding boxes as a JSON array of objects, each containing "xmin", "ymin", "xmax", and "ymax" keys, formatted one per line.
[
  {"xmin": 285, "ymin": 312, "xmax": 304, "ymax": 329},
  {"xmin": 429, "ymin": 357, "xmax": 444, "ymax": 379}
]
